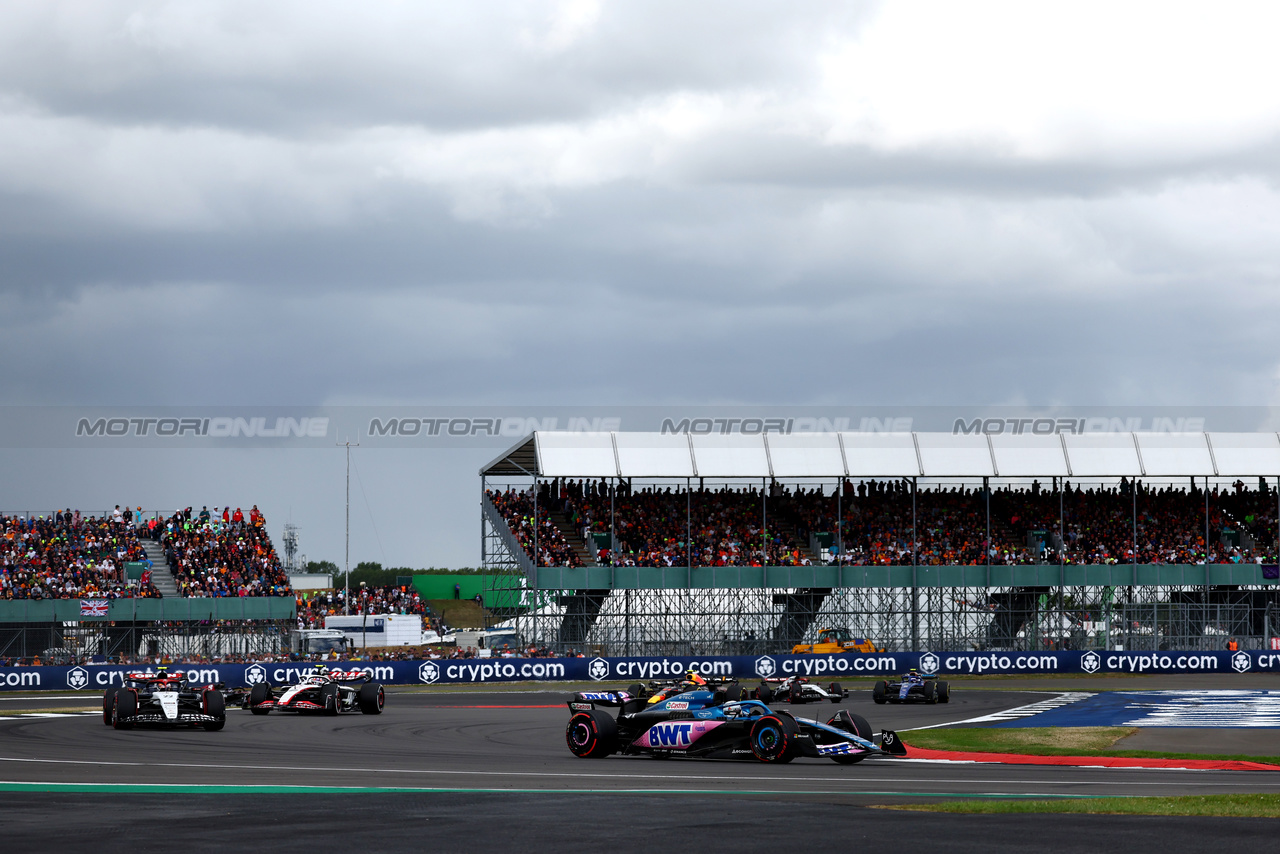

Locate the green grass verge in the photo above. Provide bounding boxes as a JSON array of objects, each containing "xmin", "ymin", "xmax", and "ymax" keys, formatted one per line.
[
  {"xmin": 903, "ymin": 727, "xmax": 1280, "ymax": 765},
  {"xmin": 877, "ymin": 794, "xmax": 1280, "ymax": 817}
]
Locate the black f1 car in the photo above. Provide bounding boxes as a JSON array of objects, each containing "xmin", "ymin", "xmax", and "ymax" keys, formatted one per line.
[
  {"xmin": 623, "ymin": 673, "xmax": 740, "ymax": 707},
  {"xmin": 102, "ymin": 669, "xmax": 226, "ymax": 731},
  {"xmin": 565, "ymin": 686, "xmax": 905, "ymax": 764},
  {"xmin": 751, "ymin": 676, "xmax": 849, "ymax": 705},
  {"xmin": 246, "ymin": 666, "xmax": 384, "ymax": 715},
  {"xmin": 872, "ymin": 670, "xmax": 950, "ymax": 704}
]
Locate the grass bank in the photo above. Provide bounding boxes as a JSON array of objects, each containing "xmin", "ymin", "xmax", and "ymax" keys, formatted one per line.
[{"xmin": 876, "ymin": 794, "xmax": 1280, "ymax": 817}]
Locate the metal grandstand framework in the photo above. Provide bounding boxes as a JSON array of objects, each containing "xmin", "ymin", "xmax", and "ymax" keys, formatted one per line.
[{"xmin": 480, "ymin": 432, "xmax": 1280, "ymax": 654}]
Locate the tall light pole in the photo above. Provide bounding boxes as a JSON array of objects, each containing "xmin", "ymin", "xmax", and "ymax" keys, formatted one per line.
[{"xmin": 338, "ymin": 438, "xmax": 360, "ymax": 615}]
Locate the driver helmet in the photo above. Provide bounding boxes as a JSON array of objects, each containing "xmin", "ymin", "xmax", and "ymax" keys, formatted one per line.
[{"xmin": 685, "ymin": 668, "xmax": 707, "ymax": 685}]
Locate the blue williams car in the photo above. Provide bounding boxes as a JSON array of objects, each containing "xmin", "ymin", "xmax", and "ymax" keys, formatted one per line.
[{"xmin": 565, "ymin": 686, "xmax": 906, "ymax": 764}]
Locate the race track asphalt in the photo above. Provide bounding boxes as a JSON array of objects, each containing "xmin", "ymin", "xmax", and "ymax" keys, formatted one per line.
[{"xmin": 2, "ymin": 681, "xmax": 1278, "ymax": 852}]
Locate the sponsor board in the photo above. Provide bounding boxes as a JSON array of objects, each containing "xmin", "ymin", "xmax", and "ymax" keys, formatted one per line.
[{"xmin": 3, "ymin": 651, "xmax": 1280, "ymax": 691}]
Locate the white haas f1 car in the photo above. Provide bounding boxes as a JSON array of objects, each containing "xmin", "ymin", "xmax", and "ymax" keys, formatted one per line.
[
  {"xmin": 247, "ymin": 666, "xmax": 385, "ymax": 715},
  {"xmin": 102, "ymin": 669, "xmax": 226, "ymax": 731},
  {"xmin": 751, "ymin": 676, "xmax": 850, "ymax": 705}
]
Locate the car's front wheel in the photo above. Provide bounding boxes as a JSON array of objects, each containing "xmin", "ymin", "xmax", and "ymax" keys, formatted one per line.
[
  {"xmin": 828, "ymin": 711, "xmax": 873, "ymax": 765},
  {"xmin": 827, "ymin": 682, "xmax": 843, "ymax": 703},
  {"xmin": 203, "ymin": 689, "xmax": 226, "ymax": 731},
  {"xmin": 321, "ymin": 682, "xmax": 341, "ymax": 716},
  {"xmin": 111, "ymin": 689, "xmax": 137, "ymax": 730},
  {"xmin": 872, "ymin": 680, "xmax": 887, "ymax": 704},
  {"xmin": 749, "ymin": 714, "xmax": 799, "ymax": 763},
  {"xmin": 358, "ymin": 683, "xmax": 385, "ymax": 715}
]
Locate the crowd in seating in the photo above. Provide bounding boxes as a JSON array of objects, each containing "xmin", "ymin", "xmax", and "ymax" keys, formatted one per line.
[
  {"xmin": 295, "ymin": 585, "xmax": 446, "ymax": 636},
  {"xmin": 156, "ymin": 506, "xmax": 292, "ymax": 597},
  {"xmin": 487, "ymin": 477, "xmax": 1280, "ymax": 567},
  {"xmin": 0, "ymin": 509, "xmax": 159, "ymax": 600}
]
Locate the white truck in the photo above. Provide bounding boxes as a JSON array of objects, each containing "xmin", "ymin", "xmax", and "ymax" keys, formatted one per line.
[
  {"xmin": 451, "ymin": 626, "xmax": 522, "ymax": 657},
  {"xmin": 323, "ymin": 613, "xmax": 442, "ymax": 649}
]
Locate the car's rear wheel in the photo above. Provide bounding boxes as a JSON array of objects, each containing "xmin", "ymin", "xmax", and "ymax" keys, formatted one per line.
[
  {"xmin": 321, "ymin": 682, "xmax": 341, "ymax": 715},
  {"xmin": 112, "ymin": 689, "xmax": 137, "ymax": 730},
  {"xmin": 790, "ymin": 685, "xmax": 806, "ymax": 705},
  {"xmin": 749, "ymin": 714, "xmax": 799, "ymax": 763},
  {"xmin": 936, "ymin": 681, "xmax": 950, "ymax": 703},
  {"xmin": 872, "ymin": 680, "xmax": 887, "ymax": 704},
  {"xmin": 754, "ymin": 684, "xmax": 774, "ymax": 704},
  {"xmin": 620, "ymin": 699, "xmax": 647, "ymax": 716},
  {"xmin": 723, "ymin": 684, "xmax": 742, "ymax": 702},
  {"xmin": 249, "ymin": 682, "xmax": 272, "ymax": 715},
  {"xmin": 102, "ymin": 686, "xmax": 118, "ymax": 725},
  {"xmin": 627, "ymin": 684, "xmax": 644, "ymax": 698},
  {"xmin": 566, "ymin": 710, "xmax": 617, "ymax": 758},
  {"xmin": 828, "ymin": 682, "xmax": 843, "ymax": 703},
  {"xmin": 358, "ymin": 682, "xmax": 385, "ymax": 714}
]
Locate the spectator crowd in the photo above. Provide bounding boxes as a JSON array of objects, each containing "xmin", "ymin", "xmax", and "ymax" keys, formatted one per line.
[
  {"xmin": 1, "ymin": 508, "xmax": 158, "ymax": 600},
  {"xmin": 487, "ymin": 477, "xmax": 1280, "ymax": 568}
]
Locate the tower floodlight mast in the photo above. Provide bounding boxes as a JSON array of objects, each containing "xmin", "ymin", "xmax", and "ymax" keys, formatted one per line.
[{"xmin": 338, "ymin": 437, "xmax": 360, "ymax": 615}]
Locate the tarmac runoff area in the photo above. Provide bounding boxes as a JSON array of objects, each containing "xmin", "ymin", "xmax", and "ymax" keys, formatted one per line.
[{"xmin": 2, "ymin": 675, "xmax": 1280, "ymax": 853}]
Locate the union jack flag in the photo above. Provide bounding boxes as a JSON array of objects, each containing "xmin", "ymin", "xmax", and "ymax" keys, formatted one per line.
[{"xmin": 80, "ymin": 599, "xmax": 109, "ymax": 617}]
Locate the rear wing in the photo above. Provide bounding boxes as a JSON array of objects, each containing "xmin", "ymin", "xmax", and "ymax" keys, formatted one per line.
[{"xmin": 567, "ymin": 689, "xmax": 634, "ymax": 711}]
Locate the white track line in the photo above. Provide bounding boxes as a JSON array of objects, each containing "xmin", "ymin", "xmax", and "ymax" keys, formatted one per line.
[
  {"xmin": 0, "ymin": 756, "xmax": 1273, "ymax": 785},
  {"xmin": 900, "ymin": 691, "xmax": 1094, "ymax": 731}
]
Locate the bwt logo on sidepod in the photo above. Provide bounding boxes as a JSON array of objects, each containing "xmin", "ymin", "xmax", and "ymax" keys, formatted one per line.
[
  {"xmin": 243, "ymin": 664, "xmax": 267, "ymax": 685},
  {"xmin": 419, "ymin": 661, "xmax": 441, "ymax": 684},
  {"xmin": 918, "ymin": 652, "xmax": 941, "ymax": 674},
  {"xmin": 588, "ymin": 658, "xmax": 609, "ymax": 681},
  {"xmin": 1232, "ymin": 651, "xmax": 1252, "ymax": 673},
  {"xmin": 66, "ymin": 666, "xmax": 89, "ymax": 690},
  {"xmin": 1080, "ymin": 651, "xmax": 1101, "ymax": 674},
  {"xmin": 754, "ymin": 656, "xmax": 776, "ymax": 678}
]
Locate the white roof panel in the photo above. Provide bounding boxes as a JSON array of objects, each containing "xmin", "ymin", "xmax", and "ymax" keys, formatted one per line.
[
  {"xmin": 536, "ymin": 432, "xmax": 617, "ymax": 478},
  {"xmin": 614, "ymin": 433, "xmax": 695, "ymax": 478},
  {"xmin": 839, "ymin": 433, "xmax": 920, "ymax": 477},
  {"xmin": 1063, "ymin": 433, "xmax": 1143, "ymax": 477},
  {"xmin": 689, "ymin": 434, "xmax": 771, "ymax": 478},
  {"xmin": 765, "ymin": 433, "xmax": 846, "ymax": 478},
  {"xmin": 989, "ymin": 433, "xmax": 1070, "ymax": 477},
  {"xmin": 916, "ymin": 433, "xmax": 995, "ymax": 477},
  {"xmin": 1208, "ymin": 432, "xmax": 1280, "ymax": 475},
  {"xmin": 1135, "ymin": 433, "xmax": 1215, "ymax": 477}
]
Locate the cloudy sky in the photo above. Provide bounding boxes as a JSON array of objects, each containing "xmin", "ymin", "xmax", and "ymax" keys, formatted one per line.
[{"xmin": 4, "ymin": 1, "xmax": 1280, "ymax": 567}]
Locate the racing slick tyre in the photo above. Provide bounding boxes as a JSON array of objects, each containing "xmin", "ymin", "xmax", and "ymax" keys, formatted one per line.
[
  {"xmin": 753, "ymin": 684, "xmax": 774, "ymax": 703},
  {"xmin": 321, "ymin": 682, "xmax": 341, "ymax": 716},
  {"xmin": 627, "ymin": 684, "xmax": 644, "ymax": 698},
  {"xmin": 566, "ymin": 709, "xmax": 617, "ymax": 758},
  {"xmin": 828, "ymin": 682, "xmax": 843, "ymax": 704},
  {"xmin": 723, "ymin": 684, "xmax": 742, "ymax": 702},
  {"xmin": 936, "ymin": 681, "xmax": 950, "ymax": 703},
  {"xmin": 202, "ymin": 689, "xmax": 226, "ymax": 731},
  {"xmin": 828, "ymin": 711, "xmax": 873, "ymax": 765},
  {"xmin": 872, "ymin": 681, "xmax": 887, "ymax": 705},
  {"xmin": 749, "ymin": 714, "xmax": 800, "ymax": 763},
  {"xmin": 111, "ymin": 689, "xmax": 137, "ymax": 730},
  {"xmin": 790, "ymin": 686, "xmax": 806, "ymax": 705},
  {"xmin": 358, "ymin": 682, "xmax": 385, "ymax": 715},
  {"xmin": 923, "ymin": 680, "xmax": 937, "ymax": 704},
  {"xmin": 102, "ymin": 686, "xmax": 118, "ymax": 725},
  {"xmin": 249, "ymin": 682, "xmax": 273, "ymax": 715}
]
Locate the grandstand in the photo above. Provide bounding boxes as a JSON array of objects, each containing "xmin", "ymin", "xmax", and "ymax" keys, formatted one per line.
[
  {"xmin": 480, "ymin": 431, "xmax": 1280, "ymax": 654},
  {"xmin": 1, "ymin": 506, "xmax": 294, "ymax": 662}
]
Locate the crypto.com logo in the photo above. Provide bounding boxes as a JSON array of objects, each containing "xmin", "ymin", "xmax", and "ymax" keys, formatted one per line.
[
  {"xmin": 1232, "ymin": 651, "xmax": 1252, "ymax": 673},
  {"xmin": 1080, "ymin": 651, "xmax": 1101, "ymax": 674},
  {"xmin": 918, "ymin": 652, "xmax": 941, "ymax": 674},
  {"xmin": 66, "ymin": 666, "xmax": 89, "ymax": 690},
  {"xmin": 588, "ymin": 658, "xmax": 610, "ymax": 681},
  {"xmin": 419, "ymin": 662, "xmax": 440, "ymax": 683},
  {"xmin": 243, "ymin": 664, "xmax": 267, "ymax": 685},
  {"xmin": 754, "ymin": 656, "xmax": 776, "ymax": 678}
]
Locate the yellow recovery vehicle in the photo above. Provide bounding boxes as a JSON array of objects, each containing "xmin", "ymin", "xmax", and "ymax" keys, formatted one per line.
[{"xmin": 792, "ymin": 627, "xmax": 883, "ymax": 654}]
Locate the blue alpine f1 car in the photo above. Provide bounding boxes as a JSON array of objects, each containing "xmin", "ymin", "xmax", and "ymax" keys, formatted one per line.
[{"xmin": 565, "ymin": 686, "xmax": 906, "ymax": 764}]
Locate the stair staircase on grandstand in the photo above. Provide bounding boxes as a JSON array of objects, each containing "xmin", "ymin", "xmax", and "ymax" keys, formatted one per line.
[
  {"xmin": 140, "ymin": 539, "xmax": 180, "ymax": 598},
  {"xmin": 548, "ymin": 511, "xmax": 598, "ymax": 566}
]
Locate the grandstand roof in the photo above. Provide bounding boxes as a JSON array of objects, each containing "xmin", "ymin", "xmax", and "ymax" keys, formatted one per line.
[{"xmin": 481, "ymin": 431, "xmax": 1280, "ymax": 479}]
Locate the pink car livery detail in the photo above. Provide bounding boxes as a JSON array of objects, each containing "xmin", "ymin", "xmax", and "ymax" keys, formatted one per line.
[{"xmin": 633, "ymin": 719, "xmax": 725, "ymax": 749}]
